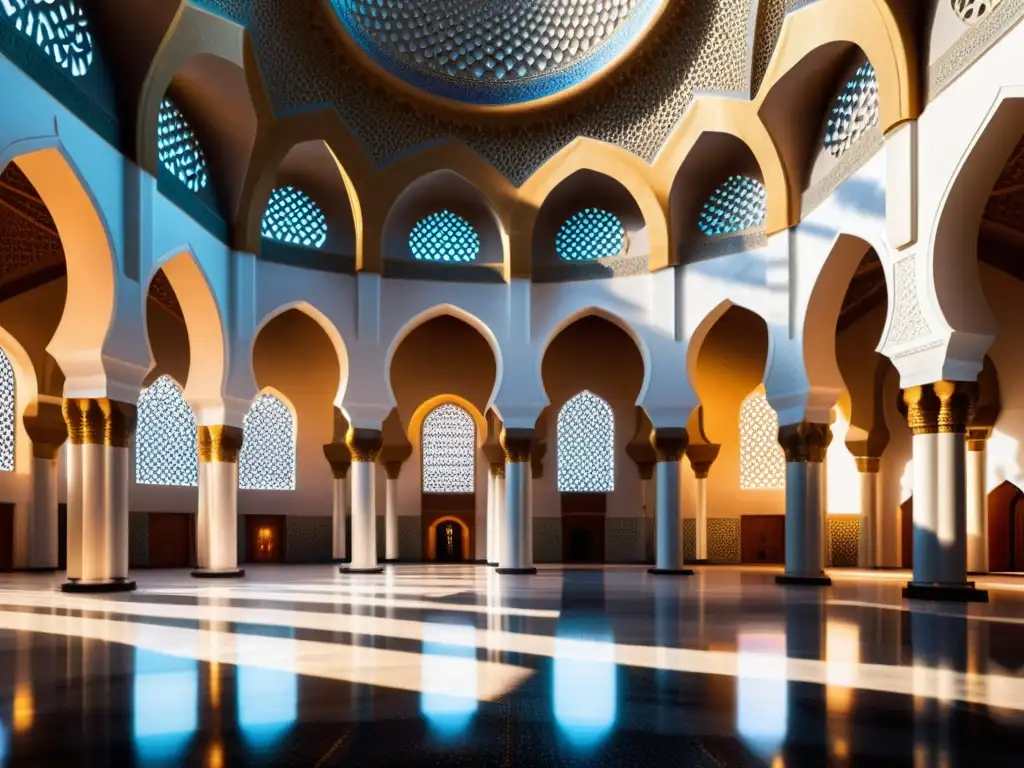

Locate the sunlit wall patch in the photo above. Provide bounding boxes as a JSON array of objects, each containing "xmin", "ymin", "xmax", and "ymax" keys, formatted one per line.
[
  {"xmin": 2, "ymin": 0, "xmax": 95, "ymax": 77},
  {"xmin": 556, "ymin": 208, "xmax": 625, "ymax": 261},
  {"xmin": 409, "ymin": 210, "xmax": 480, "ymax": 263},
  {"xmin": 157, "ymin": 99, "xmax": 210, "ymax": 193},
  {"xmin": 698, "ymin": 175, "xmax": 766, "ymax": 236},
  {"xmin": 328, "ymin": 0, "xmax": 663, "ymax": 105},
  {"xmin": 261, "ymin": 187, "xmax": 328, "ymax": 249}
]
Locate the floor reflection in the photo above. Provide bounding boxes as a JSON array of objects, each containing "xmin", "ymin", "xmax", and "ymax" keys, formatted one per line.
[
  {"xmin": 736, "ymin": 630, "xmax": 787, "ymax": 762},
  {"xmin": 133, "ymin": 647, "xmax": 198, "ymax": 763},
  {"xmin": 237, "ymin": 629, "xmax": 298, "ymax": 748},
  {"xmin": 420, "ymin": 618, "xmax": 478, "ymax": 738}
]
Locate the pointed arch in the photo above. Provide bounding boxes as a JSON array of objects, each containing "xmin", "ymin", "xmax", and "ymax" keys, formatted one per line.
[
  {"xmin": 239, "ymin": 387, "xmax": 296, "ymax": 491},
  {"xmin": 421, "ymin": 402, "xmax": 477, "ymax": 494},
  {"xmin": 557, "ymin": 390, "xmax": 614, "ymax": 493},
  {"xmin": 686, "ymin": 299, "xmax": 773, "ymax": 391},
  {"xmin": 135, "ymin": 375, "xmax": 199, "ymax": 486}
]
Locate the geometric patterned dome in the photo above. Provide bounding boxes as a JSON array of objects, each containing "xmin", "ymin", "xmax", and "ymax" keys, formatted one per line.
[{"xmin": 330, "ymin": 0, "xmax": 663, "ymax": 104}]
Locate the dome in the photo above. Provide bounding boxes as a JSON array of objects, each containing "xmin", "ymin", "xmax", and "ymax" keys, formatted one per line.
[{"xmin": 328, "ymin": 0, "xmax": 664, "ymax": 105}]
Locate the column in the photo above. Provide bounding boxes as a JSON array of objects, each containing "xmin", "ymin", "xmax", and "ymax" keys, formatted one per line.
[
  {"xmin": 902, "ymin": 383, "xmax": 987, "ymax": 601},
  {"xmin": 384, "ymin": 462, "xmax": 401, "ymax": 561},
  {"xmin": 649, "ymin": 428, "xmax": 692, "ymax": 575},
  {"xmin": 193, "ymin": 426, "xmax": 245, "ymax": 578},
  {"xmin": 855, "ymin": 456, "xmax": 881, "ymax": 568},
  {"xmin": 496, "ymin": 429, "xmax": 535, "ymax": 574},
  {"xmin": 692, "ymin": 461, "xmax": 711, "ymax": 563},
  {"xmin": 61, "ymin": 398, "xmax": 137, "ymax": 593},
  {"xmin": 491, "ymin": 463, "xmax": 505, "ymax": 566},
  {"xmin": 965, "ymin": 428, "xmax": 989, "ymax": 573},
  {"xmin": 323, "ymin": 442, "xmax": 351, "ymax": 562},
  {"xmin": 776, "ymin": 421, "xmax": 831, "ymax": 586},
  {"xmin": 19, "ymin": 402, "xmax": 67, "ymax": 570},
  {"xmin": 342, "ymin": 427, "xmax": 383, "ymax": 574}
]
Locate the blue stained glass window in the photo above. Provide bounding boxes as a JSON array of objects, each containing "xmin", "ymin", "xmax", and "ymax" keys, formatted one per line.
[
  {"xmin": 409, "ymin": 210, "xmax": 480, "ymax": 263},
  {"xmin": 2, "ymin": 0, "xmax": 94, "ymax": 77},
  {"xmin": 824, "ymin": 62, "xmax": 879, "ymax": 159},
  {"xmin": 698, "ymin": 176, "xmax": 766, "ymax": 236},
  {"xmin": 0, "ymin": 347, "xmax": 14, "ymax": 472},
  {"xmin": 556, "ymin": 208, "xmax": 625, "ymax": 261},
  {"xmin": 261, "ymin": 187, "xmax": 328, "ymax": 249},
  {"xmin": 157, "ymin": 99, "xmax": 209, "ymax": 193}
]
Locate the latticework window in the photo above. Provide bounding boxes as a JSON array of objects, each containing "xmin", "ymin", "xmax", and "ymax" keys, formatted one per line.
[
  {"xmin": 421, "ymin": 403, "xmax": 475, "ymax": 493},
  {"xmin": 2, "ymin": 0, "xmax": 94, "ymax": 77},
  {"xmin": 951, "ymin": 0, "xmax": 1002, "ymax": 25},
  {"xmin": 557, "ymin": 391, "xmax": 614, "ymax": 493},
  {"xmin": 0, "ymin": 348, "xmax": 14, "ymax": 472},
  {"xmin": 261, "ymin": 187, "xmax": 327, "ymax": 249},
  {"xmin": 556, "ymin": 208, "xmax": 625, "ymax": 261},
  {"xmin": 135, "ymin": 376, "xmax": 198, "ymax": 486},
  {"xmin": 157, "ymin": 99, "xmax": 209, "ymax": 193},
  {"xmin": 699, "ymin": 176, "xmax": 766, "ymax": 236},
  {"xmin": 239, "ymin": 392, "xmax": 296, "ymax": 491},
  {"xmin": 739, "ymin": 387, "xmax": 785, "ymax": 490},
  {"xmin": 409, "ymin": 210, "xmax": 480, "ymax": 263},
  {"xmin": 824, "ymin": 62, "xmax": 879, "ymax": 159}
]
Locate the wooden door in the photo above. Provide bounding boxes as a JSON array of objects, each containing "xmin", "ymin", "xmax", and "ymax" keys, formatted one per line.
[
  {"xmin": 148, "ymin": 513, "xmax": 195, "ymax": 568},
  {"xmin": 1014, "ymin": 504, "xmax": 1024, "ymax": 572},
  {"xmin": 988, "ymin": 482, "xmax": 1022, "ymax": 573},
  {"xmin": 900, "ymin": 497, "xmax": 913, "ymax": 569},
  {"xmin": 741, "ymin": 515, "xmax": 784, "ymax": 564},
  {"xmin": 58, "ymin": 503, "xmax": 67, "ymax": 570},
  {"xmin": 0, "ymin": 503, "xmax": 12, "ymax": 571},
  {"xmin": 560, "ymin": 493, "xmax": 606, "ymax": 563}
]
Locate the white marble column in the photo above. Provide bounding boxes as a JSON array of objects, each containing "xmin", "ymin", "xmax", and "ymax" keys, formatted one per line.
[
  {"xmin": 343, "ymin": 428, "xmax": 383, "ymax": 573},
  {"xmin": 965, "ymin": 434, "xmax": 988, "ymax": 573},
  {"xmin": 486, "ymin": 466, "xmax": 497, "ymax": 565},
  {"xmin": 777, "ymin": 422, "xmax": 831, "ymax": 586},
  {"xmin": 649, "ymin": 429, "xmax": 692, "ymax": 575},
  {"xmin": 497, "ymin": 429, "xmax": 535, "ymax": 574},
  {"xmin": 856, "ymin": 457, "xmax": 881, "ymax": 568},
  {"xmin": 694, "ymin": 474, "xmax": 708, "ymax": 562},
  {"xmin": 384, "ymin": 467, "xmax": 400, "ymax": 561},
  {"xmin": 323, "ymin": 442, "xmax": 351, "ymax": 562},
  {"xmin": 902, "ymin": 383, "xmax": 986, "ymax": 602},
  {"xmin": 65, "ymin": 439, "xmax": 82, "ymax": 580},
  {"xmin": 16, "ymin": 401, "xmax": 67, "ymax": 570},
  {"xmin": 493, "ymin": 465, "xmax": 505, "ymax": 567},
  {"xmin": 193, "ymin": 426, "xmax": 244, "ymax": 577}
]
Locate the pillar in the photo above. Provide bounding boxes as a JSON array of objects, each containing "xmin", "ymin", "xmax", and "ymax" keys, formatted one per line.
[
  {"xmin": 902, "ymin": 383, "xmax": 987, "ymax": 601},
  {"xmin": 323, "ymin": 442, "xmax": 351, "ymax": 562},
  {"xmin": 496, "ymin": 429, "xmax": 535, "ymax": 574},
  {"xmin": 649, "ymin": 429, "xmax": 692, "ymax": 575},
  {"xmin": 776, "ymin": 421, "xmax": 831, "ymax": 586},
  {"xmin": 342, "ymin": 427, "xmax": 383, "ymax": 574},
  {"xmin": 193, "ymin": 426, "xmax": 244, "ymax": 578},
  {"xmin": 855, "ymin": 456, "xmax": 881, "ymax": 568},
  {"xmin": 18, "ymin": 402, "xmax": 67, "ymax": 570},
  {"xmin": 692, "ymin": 461, "xmax": 711, "ymax": 563},
  {"xmin": 61, "ymin": 398, "xmax": 137, "ymax": 593},
  {"xmin": 965, "ymin": 429, "xmax": 989, "ymax": 574},
  {"xmin": 487, "ymin": 463, "xmax": 505, "ymax": 565},
  {"xmin": 384, "ymin": 461, "xmax": 401, "ymax": 561}
]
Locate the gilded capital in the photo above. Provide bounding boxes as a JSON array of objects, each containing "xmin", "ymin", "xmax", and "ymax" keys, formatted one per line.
[
  {"xmin": 649, "ymin": 428, "xmax": 688, "ymax": 462},
  {"xmin": 902, "ymin": 385, "xmax": 941, "ymax": 435},
  {"xmin": 855, "ymin": 456, "xmax": 880, "ymax": 473},
  {"xmin": 346, "ymin": 427, "xmax": 383, "ymax": 463},
  {"xmin": 63, "ymin": 398, "xmax": 136, "ymax": 447},
  {"xmin": 934, "ymin": 380, "xmax": 976, "ymax": 435},
  {"xmin": 322, "ymin": 441, "xmax": 352, "ymax": 478},
  {"xmin": 198, "ymin": 425, "xmax": 244, "ymax": 463},
  {"xmin": 500, "ymin": 428, "xmax": 533, "ymax": 463},
  {"xmin": 489, "ymin": 462, "xmax": 506, "ymax": 478},
  {"xmin": 778, "ymin": 422, "xmax": 831, "ymax": 463}
]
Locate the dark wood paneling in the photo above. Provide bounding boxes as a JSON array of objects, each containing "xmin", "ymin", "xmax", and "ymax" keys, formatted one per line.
[
  {"xmin": 421, "ymin": 493, "xmax": 475, "ymax": 512},
  {"xmin": 244, "ymin": 515, "xmax": 285, "ymax": 563},
  {"xmin": 901, "ymin": 497, "xmax": 913, "ymax": 569},
  {"xmin": 1015, "ymin": 505, "xmax": 1024, "ymax": 573},
  {"xmin": 148, "ymin": 512, "xmax": 195, "ymax": 568},
  {"xmin": 58, "ymin": 503, "xmax": 67, "ymax": 570},
  {"xmin": 560, "ymin": 493, "xmax": 607, "ymax": 515},
  {"xmin": 740, "ymin": 515, "xmax": 785, "ymax": 564},
  {"xmin": 0, "ymin": 503, "xmax": 12, "ymax": 571},
  {"xmin": 562, "ymin": 515, "xmax": 605, "ymax": 563},
  {"xmin": 989, "ymin": 481, "xmax": 1022, "ymax": 573}
]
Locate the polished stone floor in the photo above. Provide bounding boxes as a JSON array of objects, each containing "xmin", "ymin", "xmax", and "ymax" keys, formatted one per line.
[{"xmin": 0, "ymin": 565, "xmax": 1022, "ymax": 767}]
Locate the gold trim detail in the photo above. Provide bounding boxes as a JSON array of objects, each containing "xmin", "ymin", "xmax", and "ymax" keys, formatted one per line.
[
  {"xmin": 934, "ymin": 380, "xmax": 976, "ymax": 435},
  {"xmin": 777, "ymin": 422, "xmax": 831, "ymax": 463},
  {"xmin": 855, "ymin": 456, "xmax": 880, "ymax": 473},
  {"xmin": 902, "ymin": 385, "xmax": 941, "ymax": 436},
  {"xmin": 62, "ymin": 399, "xmax": 137, "ymax": 447},
  {"xmin": 649, "ymin": 428, "xmax": 688, "ymax": 463},
  {"xmin": 489, "ymin": 462, "xmax": 506, "ymax": 478},
  {"xmin": 346, "ymin": 428, "xmax": 383, "ymax": 463},
  {"xmin": 198, "ymin": 425, "xmax": 244, "ymax": 463},
  {"xmin": 500, "ymin": 428, "xmax": 533, "ymax": 463}
]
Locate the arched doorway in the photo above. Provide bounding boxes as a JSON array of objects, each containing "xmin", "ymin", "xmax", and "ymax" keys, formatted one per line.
[
  {"xmin": 988, "ymin": 481, "xmax": 1024, "ymax": 573},
  {"xmin": 426, "ymin": 516, "xmax": 471, "ymax": 562}
]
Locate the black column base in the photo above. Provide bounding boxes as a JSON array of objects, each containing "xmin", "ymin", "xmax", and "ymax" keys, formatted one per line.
[
  {"xmin": 648, "ymin": 568, "xmax": 695, "ymax": 576},
  {"xmin": 340, "ymin": 566, "xmax": 384, "ymax": 574},
  {"xmin": 486, "ymin": 561, "xmax": 499, "ymax": 567},
  {"xmin": 776, "ymin": 574, "xmax": 832, "ymax": 587},
  {"xmin": 331, "ymin": 558, "xmax": 350, "ymax": 565},
  {"xmin": 61, "ymin": 579, "xmax": 136, "ymax": 594},
  {"xmin": 495, "ymin": 567, "xmax": 537, "ymax": 575},
  {"xmin": 191, "ymin": 569, "xmax": 245, "ymax": 579},
  {"xmin": 383, "ymin": 558, "xmax": 399, "ymax": 563},
  {"xmin": 903, "ymin": 582, "xmax": 989, "ymax": 603}
]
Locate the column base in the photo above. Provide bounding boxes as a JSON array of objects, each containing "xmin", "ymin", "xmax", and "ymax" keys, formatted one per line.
[
  {"xmin": 648, "ymin": 568, "xmax": 695, "ymax": 576},
  {"xmin": 487, "ymin": 561, "xmax": 499, "ymax": 567},
  {"xmin": 383, "ymin": 558, "xmax": 399, "ymax": 563},
  {"xmin": 775, "ymin": 574, "xmax": 832, "ymax": 587},
  {"xmin": 191, "ymin": 569, "xmax": 245, "ymax": 579},
  {"xmin": 495, "ymin": 567, "xmax": 537, "ymax": 575},
  {"xmin": 340, "ymin": 566, "xmax": 384, "ymax": 574},
  {"xmin": 902, "ymin": 582, "xmax": 989, "ymax": 603},
  {"xmin": 331, "ymin": 558, "xmax": 350, "ymax": 565},
  {"xmin": 61, "ymin": 579, "xmax": 136, "ymax": 594}
]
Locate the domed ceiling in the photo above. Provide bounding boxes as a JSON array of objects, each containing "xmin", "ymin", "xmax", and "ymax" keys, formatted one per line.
[{"xmin": 328, "ymin": 0, "xmax": 665, "ymax": 105}]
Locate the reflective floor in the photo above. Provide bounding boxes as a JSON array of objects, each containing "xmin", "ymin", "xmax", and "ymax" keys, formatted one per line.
[{"xmin": 0, "ymin": 565, "xmax": 1022, "ymax": 767}]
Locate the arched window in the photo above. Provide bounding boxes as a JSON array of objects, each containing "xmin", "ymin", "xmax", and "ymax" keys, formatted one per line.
[
  {"xmin": 409, "ymin": 210, "xmax": 480, "ymax": 263},
  {"xmin": 239, "ymin": 392, "xmax": 296, "ymax": 491},
  {"xmin": 421, "ymin": 403, "xmax": 475, "ymax": 493},
  {"xmin": 951, "ymin": 1, "xmax": 1000, "ymax": 26},
  {"xmin": 135, "ymin": 376, "xmax": 198, "ymax": 486},
  {"xmin": 824, "ymin": 62, "xmax": 879, "ymax": 159},
  {"xmin": 3, "ymin": 0, "xmax": 94, "ymax": 77},
  {"xmin": 557, "ymin": 391, "xmax": 614, "ymax": 493},
  {"xmin": 556, "ymin": 208, "xmax": 625, "ymax": 261},
  {"xmin": 261, "ymin": 187, "xmax": 327, "ymax": 249},
  {"xmin": 157, "ymin": 99, "xmax": 209, "ymax": 193},
  {"xmin": 698, "ymin": 176, "xmax": 766, "ymax": 236},
  {"xmin": 0, "ymin": 348, "xmax": 15, "ymax": 472},
  {"xmin": 739, "ymin": 386, "xmax": 785, "ymax": 490}
]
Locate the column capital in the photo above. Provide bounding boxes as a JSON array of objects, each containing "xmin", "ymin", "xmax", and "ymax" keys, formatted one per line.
[
  {"xmin": 198, "ymin": 425, "xmax": 244, "ymax": 463},
  {"xmin": 346, "ymin": 427, "xmax": 383, "ymax": 463},
  {"xmin": 23, "ymin": 401, "xmax": 67, "ymax": 460},
  {"xmin": 384, "ymin": 461, "xmax": 403, "ymax": 480},
  {"xmin": 63, "ymin": 398, "xmax": 137, "ymax": 447},
  {"xmin": 686, "ymin": 441, "xmax": 720, "ymax": 478},
  {"xmin": 903, "ymin": 381, "xmax": 976, "ymax": 435},
  {"xmin": 323, "ymin": 441, "xmax": 352, "ymax": 478},
  {"xmin": 967, "ymin": 425, "xmax": 991, "ymax": 452},
  {"xmin": 649, "ymin": 428, "xmax": 688, "ymax": 463},
  {"xmin": 855, "ymin": 456, "xmax": 881, "ymax": 473},
  {"xmin": 489, "ymin": 462, "xmax": 506, "ymax": 478},
  {"xmin": 778, "ymin": 421, "xmax": 831, "ymax": 463},
  {"xmin": 500, "ymin": 428, "xmax": 533, "ymax": 463}
]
